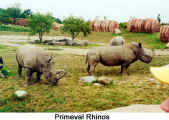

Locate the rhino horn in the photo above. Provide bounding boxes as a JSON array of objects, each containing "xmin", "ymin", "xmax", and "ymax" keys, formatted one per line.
[{"xmin": 56, "ymin": 69, "xmax": 67, "ymax": 80}]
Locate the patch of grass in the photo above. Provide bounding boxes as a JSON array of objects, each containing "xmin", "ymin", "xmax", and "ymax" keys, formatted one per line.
[
  {"xmin": 47, "ymin": 29, "xmax": 166, "ymax": 49},
  {"xmin": 0, "ymin": 48, "xmax": 169, "ymax": 112},
  {"xmin": 52, "ymin": 97, "xmax": 65, "ymax": 104},
  {"xmin": 0, "ymin": 30, "xmax": 168, "ymax": 112}
]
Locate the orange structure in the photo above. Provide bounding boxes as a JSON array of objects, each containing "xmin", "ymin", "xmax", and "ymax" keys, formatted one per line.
[
  {"xmin": 91, "ymin": 19, "xmax": 120, "ymax": 33},
  {"xmin": 127, "ymin": 18, "xmax": 159, "ymax": 33}
]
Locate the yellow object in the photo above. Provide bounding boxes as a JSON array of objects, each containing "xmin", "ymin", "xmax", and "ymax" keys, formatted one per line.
[{"xmin": 150, "ymin": 67, "xmax": 169, "ymax": 85}]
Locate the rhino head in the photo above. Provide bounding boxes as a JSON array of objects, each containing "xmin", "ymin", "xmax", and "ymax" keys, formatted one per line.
[
  {"xmin": 136, "ymin": 43, "xmax": 153, "ymax": 63},
  {"xmin": 43, "ymin": 69, "xmax": 67, "ymax": 86}
]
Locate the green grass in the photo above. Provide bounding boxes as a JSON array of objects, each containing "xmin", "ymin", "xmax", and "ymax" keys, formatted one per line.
[
  {"xmin": 45, "ymin": 29, "xmax": 166, "ymax": 49},
  {"xmin": 0, "ymin": 29, "xmax": 168, "ymax": 112},
  {"xmin": 0, "ymin": 44, "xmax": 169, "ymax": 112},
  {"xmin": 0, "ymin": 24, "xmax": 30, "ymax": 32},
  {"xmin": 0, "ymin": 28, "xmax": 166, "ymax": 49}
]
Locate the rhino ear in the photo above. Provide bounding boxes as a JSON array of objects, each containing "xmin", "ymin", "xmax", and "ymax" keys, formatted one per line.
[
  {"xmin": 138, "ymin": 43, "xmax": 142, "ymax": 48},
  {"xmin": 48, "ymin": 56, "xmax": 53, "ymax": 63}
]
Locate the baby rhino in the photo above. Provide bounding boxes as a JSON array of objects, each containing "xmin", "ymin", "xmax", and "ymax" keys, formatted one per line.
[
  {"xmin": 86, "ymin": 42, "xmax": 152, "ymax": 75},
  {"xmin": 16, "ymin": 45, "xmax": 66, "ymax": 86}
]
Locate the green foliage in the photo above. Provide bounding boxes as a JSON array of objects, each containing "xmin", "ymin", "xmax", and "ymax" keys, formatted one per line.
[
  {"xmin": 19, "ymin": 9, "xmax": 32, "ymax": 18},
  {"xmin": 0, "ymin": 6, "xmax": 32, "ymax": 24},
  {"xmin": 6, "ymin": 7, "xmax": 21, "ymax": 19},
  {"xmin": 1, "ymin": 68, "xmax": 11, "ymax": 77},
  {"xmin": 0, "ymin": 8, "xmax": 9, "ymax": 17},
  {"xmin": 119, "ymin": 22, "xmax": 127, "ymax": 29},
  {"xmin": 61, "ymin": 16, "xmax": 91, "ymax": 40},
  {"xmin": 51, "ymin": 17, "xmax": 62, "ymax": 24},
  {"xmin": 28, "ymin": 13, "xmax": 54, "ymax": 42},
  {"xmin": 0, "ymin": 17, "xmax": 11, "ymax": 24},
  {"xmin": 0, "ymin": 24, "xmax": 30, "ymax": 32},
  {"xmin": 0, "ymin": 8, "xmax": 11, "ymax": 24}
]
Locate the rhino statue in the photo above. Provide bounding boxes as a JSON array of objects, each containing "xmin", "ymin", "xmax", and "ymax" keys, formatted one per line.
[
  {"xmin": 16, "ymin": 45, "xmax": 67, "ymax": 86},
  {"xmin": 86, "ymin": 42, "xmax": 152, "ymax": 75}
]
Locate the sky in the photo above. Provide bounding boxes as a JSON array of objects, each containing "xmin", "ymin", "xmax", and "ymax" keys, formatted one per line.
[{"xmin": 0, "ymin": 0, "xmax": 169, "ymax": 22}]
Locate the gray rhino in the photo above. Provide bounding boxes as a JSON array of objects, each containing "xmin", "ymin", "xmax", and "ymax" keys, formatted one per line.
[
  {"xmin": 86, "ymin": 42, "xmax": 152, "ymax": 75},
  {"xmin": 16, "ymin": 45, "xmax": 67, "ymax": 86}
]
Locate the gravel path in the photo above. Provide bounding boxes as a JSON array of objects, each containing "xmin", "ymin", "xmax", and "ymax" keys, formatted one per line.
[
  {"xmin": 102, "ymin": 104, "xmax": 164, "ymax": 112},
  {"xmin": 0, "ymin": 35, "xmax": 169, "ymax": 56},
  {"xmin": 0, "ymin": 35, "xmax": 89, "ymax": 55}
]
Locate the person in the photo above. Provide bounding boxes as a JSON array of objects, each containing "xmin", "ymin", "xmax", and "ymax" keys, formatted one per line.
[{"xmin": 0, "ymin": 56, "xmax": 5, "ymax": 78}]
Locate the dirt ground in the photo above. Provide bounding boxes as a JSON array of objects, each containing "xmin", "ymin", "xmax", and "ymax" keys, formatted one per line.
[{"xmin": 0, "ymin": 35, "xmax": 169, "ymax": 56}]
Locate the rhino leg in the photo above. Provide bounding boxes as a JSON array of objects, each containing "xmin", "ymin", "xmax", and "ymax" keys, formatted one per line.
[
  {"xmin": 88, "ymin": 63, "xmax": 98, "ymax": 75},
  {"xmin": 36, "ymin": 72, "xmax": 42, "ymax": 82},
  {"xmin": 86, "ymin": 53, "xmax": 99, "ymax": 75},
  {"xmin": 17, "ymin": 64, "xmax": 22, "ymax": 77},
  {"xmin": 87, "ymin": 64, "xmax": 90, "ymax": 74},
  {"xmin": 25, "ymin": 68, "xmax": 33, "ymax": 86},
  {"xmin": 121, "ymin": 64, "xmax": 130, "ymax": 75}
]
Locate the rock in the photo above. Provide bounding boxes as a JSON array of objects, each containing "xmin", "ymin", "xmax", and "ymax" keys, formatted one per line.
[
  {"xmin": 97, "ymin": 76, "xmax": 112, "ymax": 85},
  {"xmin": 93, "ymin": 83, "xmax": 103, "ymax": 87},
  {"xmin": 110, "ymin": 36, "xmax": 125, "ymax": 46},
  {"xmin": 162, "ymin": 64, "xmax": 169, "ymax": 68},
  {"xmin": 49, "ymin": 41, "xmax": 66, "ymax": 46},
  {"xmin": 0, "ymin": 71, "xmax": 5, "ymax": 78},
  {"xmin": 72, "ymin": 41, "xmax": 88, "ymax": 46},
  {"xmin": 30, "ymin": 37, "xmax": 89, "ymax": 46},
  {"xmin": 14, "ymin": 90, "xmax": 28, "ymax": 99},
  {"xmin": 64, "ymin": 39, "xmax": 74, "ymax": 46},
  {"xmin": 79, "ymin": 76, "xmax": 96, "ymax": 83},
  {"xmin": 166, "ymin": 43, "xmax": 169, "ymax": 48},
  {"xmin": 115, "ymin": 28, "xmax": 122, "ymax": 34}
]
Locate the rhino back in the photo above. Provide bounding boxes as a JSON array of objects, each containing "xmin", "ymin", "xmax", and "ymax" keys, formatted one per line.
[
  {"xmin": 99, "ymin": 45, "xmax": 135, "ymax": 66},
  {"xmin": 16, "ymin": 45, "xmax": 50, "ymax": 71}
]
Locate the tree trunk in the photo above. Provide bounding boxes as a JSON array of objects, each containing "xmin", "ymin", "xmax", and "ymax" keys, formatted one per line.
[
  {"xmin": 71, "ymin": 33, "xmax": 75, "ymax": 40},
  {"xmin": 39, "ymin": 32, "xmax": 43, "ymax": 43}
]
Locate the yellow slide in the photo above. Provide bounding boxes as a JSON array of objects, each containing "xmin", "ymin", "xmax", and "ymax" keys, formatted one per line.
[{"xmin": 150, "ymin": 67, "xmax": 169, "ymax": 85}]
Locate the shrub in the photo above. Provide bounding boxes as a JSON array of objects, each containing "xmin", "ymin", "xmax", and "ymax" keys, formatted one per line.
[
  {"xmin": 0, "ymin": 17, "xmax": 11, "ymax": 24},
  {"xmin": 119, "ymin": 22, "xmax": 127, "ymax": 29},
  {"xmin": 0, "ymin": 24, "xmax": 30, "ymax": 32}
]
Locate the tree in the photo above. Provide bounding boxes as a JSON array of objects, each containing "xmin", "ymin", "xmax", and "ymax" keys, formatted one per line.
[
  {"xmin": 61, "ymin": 16, "xmax": 91, "ymax": 40},
  {"xmin": 0, "ymin": 8, "xmax": 11, "ymax": 24},
  {"xmin": 55, "ymin": 18, "xmax": 62, "ymax": 24},
  {"xmin": 6, "ymin": 7, "xmax": 21, "ymax": 20},
  {"xmin": 28, "ymin": 13, "xmax": 54, "ymax": 43},
  {"xmin": 20, "ymin": 9, "xmax": 32, "ymax": 18}
]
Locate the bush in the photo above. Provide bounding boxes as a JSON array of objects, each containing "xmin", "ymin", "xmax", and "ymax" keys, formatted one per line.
[
  {"xmin": 0, "ymin": 17, "xmax": 11, "ymax": 24},
  {"xmin": 119, "ymin": 22, "xmax": 127, "ymax": 29},
  {"xmin": 0, "ymin": 24, "xmax": 30, "ymax": 32}
]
